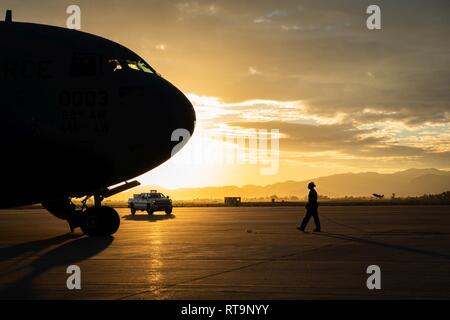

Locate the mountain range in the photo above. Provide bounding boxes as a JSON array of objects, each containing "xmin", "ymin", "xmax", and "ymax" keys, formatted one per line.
[{"xmin": 111, "ymin": 168, "xmax": 450, "ymax": 200}]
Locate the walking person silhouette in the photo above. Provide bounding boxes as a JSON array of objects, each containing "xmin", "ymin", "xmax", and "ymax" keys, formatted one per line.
[{"xmin": 298, "ymin": 182, "xmax": 321, "ymax": 232}]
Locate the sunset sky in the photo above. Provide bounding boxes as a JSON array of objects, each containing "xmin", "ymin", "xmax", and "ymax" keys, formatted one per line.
[{"xmin": 5, "ymin": 0, "xmax": 450, "ymax": 188}]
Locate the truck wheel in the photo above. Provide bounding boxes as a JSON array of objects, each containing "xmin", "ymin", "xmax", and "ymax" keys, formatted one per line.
[{"xmin": 165, "ymin": 208, "xmax": 173, "ymax": 215}]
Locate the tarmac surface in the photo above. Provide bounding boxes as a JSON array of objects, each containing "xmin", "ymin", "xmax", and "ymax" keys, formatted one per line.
[{"xmin": 0, "ymin": 206, "xmax": 449, "ymax": 300}]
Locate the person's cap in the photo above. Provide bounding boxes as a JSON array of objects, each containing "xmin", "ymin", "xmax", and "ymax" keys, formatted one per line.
[{"xmin": 308, "ymin": 182, "xmax": 316, "ymax": 188}]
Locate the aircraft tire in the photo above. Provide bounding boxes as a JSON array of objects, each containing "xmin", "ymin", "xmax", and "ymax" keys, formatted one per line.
[{"xmin": 81, "ymin": 206, "xmax": 120, "ymax": 236}]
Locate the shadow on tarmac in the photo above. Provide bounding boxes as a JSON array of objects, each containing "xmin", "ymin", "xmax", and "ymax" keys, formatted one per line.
[
  {"xmin": 0, "ymin": 235, "xmax": 113, "ymax": 299},
  {"xmin": 315, "ymin": 232, "xmax": 450, "ymax": 261}
]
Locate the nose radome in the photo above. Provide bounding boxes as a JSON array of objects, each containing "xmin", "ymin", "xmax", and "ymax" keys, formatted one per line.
[
  {"xmin": 162, "ymin": 79, "xmax": 196, "ymax": 135},
  {"xmin": 177, "ymin": 91, "xmax": 196, "ymax": 134}
]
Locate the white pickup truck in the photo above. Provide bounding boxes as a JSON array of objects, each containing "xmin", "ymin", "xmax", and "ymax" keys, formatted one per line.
[{"xmin": 128, "ymin": 190, "xmax": 173, "ymax": 215}]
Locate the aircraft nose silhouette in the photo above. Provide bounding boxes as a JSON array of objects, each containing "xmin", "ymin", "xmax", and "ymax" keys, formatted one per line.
[
  {"xmin": 161, "ymin": 78, "xmax": 196, "ymax": 135},
  {"xmin": 174, "ymin": 89, "xmax": 196, "ymax": 134}
]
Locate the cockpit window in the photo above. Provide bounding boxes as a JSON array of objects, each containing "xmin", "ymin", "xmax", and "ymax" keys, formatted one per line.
[
  {"xmin": 137, "ymin": 61, "xmax": 154, "ymax": 74},
  {"xmin": 106, "ymin": 58, "xmax": 155, "ymax": 74},
  {"xmin": 127, "ymin": 60, "xmax": 154, "ymax": 74},
  {"xmin": 108, "ymin": 59, "xmax": 122, "ymax": 72},
  {"xmin": 126, "ymin": 60, "xmax": 140, "ymax": 71}
]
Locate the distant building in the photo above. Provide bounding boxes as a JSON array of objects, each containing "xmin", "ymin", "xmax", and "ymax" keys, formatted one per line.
[{"xmin": 224, "ymin": 197, "xmax": 242, "ymax": 206}]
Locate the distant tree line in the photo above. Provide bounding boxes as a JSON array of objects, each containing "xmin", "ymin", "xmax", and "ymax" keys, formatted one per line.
[
  {"xmin": 240, "ymin": 191, "xmax": 450, "ymax": 204},
  {"xmin": 406, "ymin": 191, "xmax": 450, "ymax": 201}
]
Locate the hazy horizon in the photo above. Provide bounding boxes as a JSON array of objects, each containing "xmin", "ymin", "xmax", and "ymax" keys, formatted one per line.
[
  {"xmin": 136, "ymin": 167, "xmax": 450, "ymax": 189},
  {"xmin": 108, "ymin": 168, "xmax": 450, "ymax": 200}
]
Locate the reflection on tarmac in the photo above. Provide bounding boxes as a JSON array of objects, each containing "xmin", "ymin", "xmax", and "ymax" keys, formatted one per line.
[{"xmin": 1, "ymin": 206, "xmax": 450, "ymax": 299}]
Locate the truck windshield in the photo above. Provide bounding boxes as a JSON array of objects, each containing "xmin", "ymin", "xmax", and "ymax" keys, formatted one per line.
[{"xmin": 150, "ymin": 193, "xmax": 163, "ymax": 198}]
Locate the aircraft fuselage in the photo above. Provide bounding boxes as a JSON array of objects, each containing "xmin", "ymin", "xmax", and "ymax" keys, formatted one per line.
[{"xmin": 0, "ymin": 20, "xmax": 196, "ymax": 207}]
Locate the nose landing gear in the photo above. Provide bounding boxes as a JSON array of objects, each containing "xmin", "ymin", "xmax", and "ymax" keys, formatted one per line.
[
  {"xmin": 43, "ymin": 180, "xmax": 140, "ymax": 237},
  {"xmin": 80, "ymin": 205, "xmax": 120, "ymax": 236}
]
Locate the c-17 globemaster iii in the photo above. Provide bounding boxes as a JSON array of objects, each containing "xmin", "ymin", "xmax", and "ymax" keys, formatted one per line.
[{"xmin": 0, "ymin": 10, "xmax": 196, "ymax": 236}]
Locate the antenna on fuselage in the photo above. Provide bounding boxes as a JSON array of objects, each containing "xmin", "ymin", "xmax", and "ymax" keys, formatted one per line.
[{"xmin": 5, "ymin": 10, "xmax": 12, "ymax": 23}]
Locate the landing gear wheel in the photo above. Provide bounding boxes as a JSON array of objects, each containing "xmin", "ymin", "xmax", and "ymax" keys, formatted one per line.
[
  {"xmin": 165, "ymin": 208, "xmax": 173, "ymax": 215},
  {"xmin": 130, "ymin": 207, "xmax": 136, "ymax": 215},
  {"xmin": 80, "ymin": 206, "xmax": 120, "ymax": 236}
]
